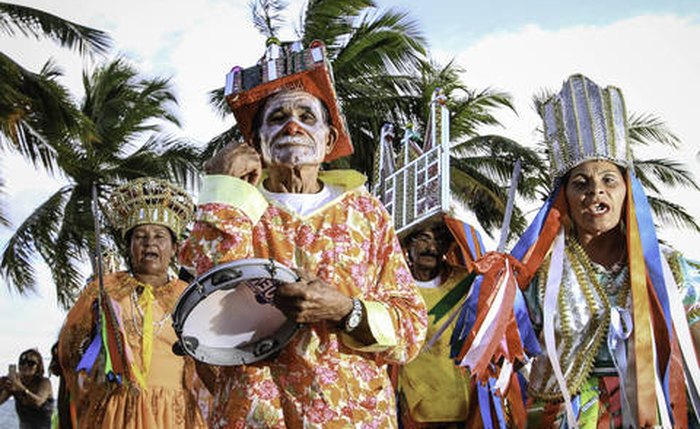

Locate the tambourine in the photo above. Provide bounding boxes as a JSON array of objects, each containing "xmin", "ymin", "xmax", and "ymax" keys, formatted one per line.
[{"xmin": 172, "ymin": 258, "xmax": 299, "ymax": 365}]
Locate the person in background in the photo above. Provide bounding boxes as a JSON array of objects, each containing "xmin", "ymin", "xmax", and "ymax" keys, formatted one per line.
[
  {"xmin": 48, "ymin": 342, "xmax": 70, "ymax": 429},
  {"xmin": 395, "ymin": 221, "xmax": 473, "ymax": 429},
  {"xmin": 0, "ymin": 348, "xmax": 54, "ymax": 429}
]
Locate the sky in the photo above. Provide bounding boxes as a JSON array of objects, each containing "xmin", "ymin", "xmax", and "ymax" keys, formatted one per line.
[{"xmin": 1, "ymin": 0, "xmax": 699, "ymax": 381}]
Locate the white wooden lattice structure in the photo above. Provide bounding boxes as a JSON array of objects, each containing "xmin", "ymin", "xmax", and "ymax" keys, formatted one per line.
[{"xmin": 372, "ymin": 89, "xmax": 451, "ymax": 234}]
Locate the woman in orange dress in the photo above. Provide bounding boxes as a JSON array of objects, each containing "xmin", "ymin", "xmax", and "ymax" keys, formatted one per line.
[{"xmin": 58, "ymin": 178, "xmax": 206, "ymax": 429}]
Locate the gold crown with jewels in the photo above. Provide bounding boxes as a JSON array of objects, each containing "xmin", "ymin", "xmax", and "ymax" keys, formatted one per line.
[{"xmin": 105, "ymin": 177, "xmax": 194, "ymax": 239}]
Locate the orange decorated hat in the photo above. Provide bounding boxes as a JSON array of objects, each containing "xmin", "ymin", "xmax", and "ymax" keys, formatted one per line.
[{"xmin": 224, "ymin": 39, "xmax": 352, "ymax": 162}]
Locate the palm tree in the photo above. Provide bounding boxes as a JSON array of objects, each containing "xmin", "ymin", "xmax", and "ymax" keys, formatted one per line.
[
  {"xmin": 206, "ymin": 0, "xmax": 427, "ymax": 176},
  {"xmin": 0, "ymin": 2, "xmax": 111, "ymax": 221},
  {"xmin": 0, "ymin": 59, "xmax": 200, "ymax": 308},
  {"xmin": 627, "ymin": 112, "xmax": 700, "ymax": 232},
  {"xmin": 532, "ymin": 92, "xmax": 700, "ymax": 232},
  {"xmin": 409, "ymin": 60, "xmax": 544, "ymax": 238}
]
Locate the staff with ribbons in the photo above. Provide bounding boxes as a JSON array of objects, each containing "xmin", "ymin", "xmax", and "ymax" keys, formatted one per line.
[{"xmin": 57, "ymin": 178, "xmax": 206, "ymax": 429}]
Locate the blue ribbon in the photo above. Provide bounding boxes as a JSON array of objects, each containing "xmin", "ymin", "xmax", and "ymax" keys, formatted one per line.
[
  {"xmin": 76, "ymin": 332, "xmax": 102, "ymax": 372},
  {"xmin": 630, "ymin": 173, "xmax": 672, "ymax": 334},
  {"xmin": 465, "ymin": 224, "xmax": 478, "ymax": 260},
  {"xmin": 450, "ymin": 275, "xmax": 484, "ymax": 359},
  {"xmin": 489, "ymin": 378, "xmax": 507, "ymax": 428},
  {"xmin": 517, "ymin": 371, "xmax": 528, "ymax": 408},
  {"xmin": 476, "ymin": 229, "xmax": 486, "ymax": 258},
  {"xmin": 477, "ymin": 381, "xmax": 494, "ymax": 429},
  {"xmin": 75, "ymin": 301, "xmax": 102, "ymax": 373},
  {"xmin": 514, "ymin": 287, "xmax": 541, "ymax": 356},
  {"xmin": 511, "ymin": 186, "xmax": 561, "ymax": 260},
  {"xmin": 563, "ymin": 394, "xmax": 581, "ymax": 429}
]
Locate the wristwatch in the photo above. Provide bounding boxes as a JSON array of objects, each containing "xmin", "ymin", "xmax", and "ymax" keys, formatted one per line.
[{"xmin": 343, "ymin": 298, "xmax": 363, "ymax": 333}]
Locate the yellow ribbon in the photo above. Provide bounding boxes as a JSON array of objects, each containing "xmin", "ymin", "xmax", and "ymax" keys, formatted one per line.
[
  {"xmin": 131, "ymin": 283, "xmax": 154, "ymax": 389},
  {"xmin": 627, "ymin": 178, "xmax": 658, "ymax": 426}
]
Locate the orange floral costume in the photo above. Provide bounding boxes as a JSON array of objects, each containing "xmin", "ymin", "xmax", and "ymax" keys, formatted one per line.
[
  {"xmin": 180, "ymin": 171, "xmax": 428, "ymax": 428},
  {"xmin": 58, "ymin": 272, "xmax": 206, "ymax": 429}
]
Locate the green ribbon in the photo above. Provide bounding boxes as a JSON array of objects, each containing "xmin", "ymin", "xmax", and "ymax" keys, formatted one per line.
[{"xmin": 427, "ymin": 271, "xmax": 476, "ymax": 323}]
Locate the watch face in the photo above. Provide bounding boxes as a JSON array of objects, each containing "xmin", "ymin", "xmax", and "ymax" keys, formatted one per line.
[
  {"xmin": 345, "ymin": 299, "xmax": 362, "ymax": 332},
  {"xmin": 347, "ymin": 312, "xmax": 361, "ymax": 329}
]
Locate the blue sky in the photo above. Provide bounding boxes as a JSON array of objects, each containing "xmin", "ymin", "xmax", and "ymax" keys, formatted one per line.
[
  {"xmin": 382, "ymin": 0, "xmax": 700, "ymax": 49},
  {"xmin": 2, "ymin": 0, "xmax": 700, "ymax": 388}
]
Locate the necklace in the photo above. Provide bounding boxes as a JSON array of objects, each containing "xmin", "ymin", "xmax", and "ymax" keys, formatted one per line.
[
  {"xmin": 532, "ymin": 237, "xmax": 631, "ymax": 401},
  {"xmin": 129, "ymin": 283, "xmax": 172, "ymax": 336},
  {"xmin": 569, "ymin": 237, "xmax": 630, "ymax": 306}
]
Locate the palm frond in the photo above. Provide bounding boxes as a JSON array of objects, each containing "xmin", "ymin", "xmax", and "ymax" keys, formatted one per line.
[
  {"xmin": 646, "ymin": 195, "xmax": 700, "ymax": 233},
  {"xmin": 208, "ymin": 87, "xmax": 230, "ymax": 119},
  {"xmin": 333, "ymin": 8, "xmax": 425, "ymax": 76},
  {"xmin": 628, "ymin": 112, "xmax": 680, "ymax": 148},
  {"xmin": 301, "ymin": 0, "xmax": 374, "ymax": 49},
  {"xmin": 1, "ymin": 186, "xmax": 70, "ymax": 294},
  {"xmin": 0, "ymin": 2, "xmax": 111, "ymax": 56},
  {"xmin": 49, "ymin": 187, "xmax": 95, "ymax": 306},
  {"xmin": 250, "ymin": 0, "xmax": 288, "ymax": 39},
  {"xmin": 2, "ymin": 55, "xmax": 194, "ymax": 301},
  {"xmin": 449, "ymin": 162, "xmax": 527, "ymax": 237},
  {"xmin": 634, "ymin": 158, "xmax": 700, "ymax": 191},
  {"xmin": 82, "ymin": 58, "xmax": 180, "ymax": 153},
  {"xmin": 0, "ymin": 175, "xmax": 9, "ymax": 227},
  {"xmin": 0, "ymin": 53, "xmax": 83, "ymax": 174},
  {"xmin": 200, "ymin": 125, "xmax": 244, "ymax": 165},
  {"xmin": 452, "ymin": 135, "xmax": 542, "ymax": 198},
  {"xmin": 106, "ymin": 135, "xmax": 201, "ymax": 189}
]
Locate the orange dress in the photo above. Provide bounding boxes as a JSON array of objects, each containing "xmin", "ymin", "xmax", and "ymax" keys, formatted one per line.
[{"xmin": 58, "ymin": 272, "xmax": 206, "ymax": 429}]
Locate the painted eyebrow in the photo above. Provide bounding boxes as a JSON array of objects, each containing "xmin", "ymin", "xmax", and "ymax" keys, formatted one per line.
[
  {"xmin": 295, "ymin": 104, "xmax": 316, "ymax": 115},
  {"xmin": 265, "ymin": 107, "xmax": 287, "ymax": 118},
  {"xmin": 571, "ymin": 169, "xmax": 619, "ymax": 178}
]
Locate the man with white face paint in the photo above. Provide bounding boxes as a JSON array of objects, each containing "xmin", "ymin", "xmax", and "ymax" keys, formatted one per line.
[{"xmin": 180, "ymin": 40, "xmax": 427, "ymax": 428}]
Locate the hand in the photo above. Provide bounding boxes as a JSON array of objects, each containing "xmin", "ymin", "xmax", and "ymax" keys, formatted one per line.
[
  {"xmin": 204, "ymin": 141, "xmax": 262, "ymax": 185},
  {"xmin": 273, "ymin": 268, "xmax": 354, "ymax": 324},
  {"xmin": 7, "ymin": 374, "xmax": 23, "ymax": 393}
]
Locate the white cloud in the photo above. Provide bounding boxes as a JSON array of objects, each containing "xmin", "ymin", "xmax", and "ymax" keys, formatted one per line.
[{"xmin": 439, "ymin": 14, "xmax": 700, "ymax": 258}]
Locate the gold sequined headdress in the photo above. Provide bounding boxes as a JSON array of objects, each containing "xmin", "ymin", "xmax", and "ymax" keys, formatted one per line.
[
  {"xmin": 105, "ymin": 178, "xmax": 194, "ymax": 239},
  {"xmin": 541, "ymin": 74, "xmax": 633, "ymax": 185}
]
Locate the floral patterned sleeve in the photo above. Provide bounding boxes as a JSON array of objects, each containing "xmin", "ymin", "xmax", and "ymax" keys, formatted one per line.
[
  {"xmin": 341, "ymin": 202, "xmax": 428, "ymax": 364},
  {"xmin": 179, "ymin": 175, "xmax": 265, "ymax": 274},
  {"xmin": 179, "ymin": 202, "xmax": 256, "ymax": 274}
]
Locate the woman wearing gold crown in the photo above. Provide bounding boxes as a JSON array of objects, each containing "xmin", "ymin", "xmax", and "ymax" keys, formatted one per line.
[
  {"xmin": 57, "ymin": 178, "xmax": 206, "ymax": 429},
  {"xmin": 447, "ymin": 75, "xmax": 700, "ymax": 428}
]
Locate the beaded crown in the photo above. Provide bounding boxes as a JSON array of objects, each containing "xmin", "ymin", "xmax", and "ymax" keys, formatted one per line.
[
  {"xmin": 224, "ymin": 39, "xmax": 352, "ymax": 162},
  {"xmin": 541, "ymin": 74, "xmax": 633, "ymax": 185},
  {"xmin": 105, "ymin": 178, "xmax": 195, "ymax": 239}
]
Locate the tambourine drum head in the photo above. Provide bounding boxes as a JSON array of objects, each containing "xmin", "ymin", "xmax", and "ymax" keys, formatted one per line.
[
  {"xmin": 173, "ymin": 259, "xmax": 298, "ymax": 365},
  {"xmin": 182, "ymin": 282, "xmax": 287, "ymax": 346}
]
